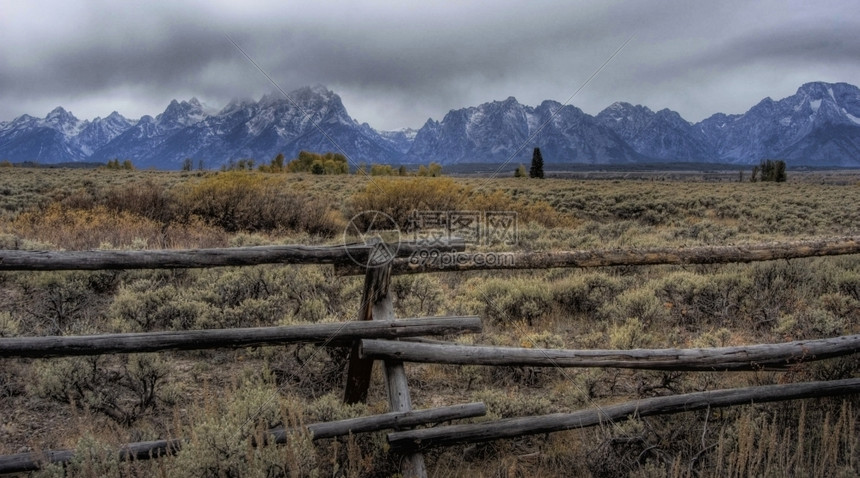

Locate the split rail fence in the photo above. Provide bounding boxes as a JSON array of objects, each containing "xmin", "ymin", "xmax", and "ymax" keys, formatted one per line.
[{"xmin": 2, "ymin": 236, "xmax": 860, "ymax": 476}]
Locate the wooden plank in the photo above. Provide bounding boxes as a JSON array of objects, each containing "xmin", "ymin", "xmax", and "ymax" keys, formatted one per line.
[
  {"xmin": 360, "ymin": 333, "xmax": 860, "ymax": 371},
  {"xmin": 388, "ymin": 378, "xmax": 860, "ymax": 451},
  {"xmin": 0, "ymin": 404, "xmax": 485, "ymax": 474},
  {"xmin": 343, "ymin": 236, "xmax": 860, "ymax": 275},
  {"xmin": 0, "ymin": 239, "xmax": 465, "ymax": 271},
  {"xmin": 0, "ymin": 317, "xmax": 481, "ymax": 358}
]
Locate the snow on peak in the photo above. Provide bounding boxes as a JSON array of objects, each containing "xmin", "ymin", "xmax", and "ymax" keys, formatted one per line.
[
  {"xmin": 809, "ymin": 99, "xmax": 822, "ymax": 112},
  {"xmin": 44, "ymin": 106, "xmax": 86, "ymax": 136}
]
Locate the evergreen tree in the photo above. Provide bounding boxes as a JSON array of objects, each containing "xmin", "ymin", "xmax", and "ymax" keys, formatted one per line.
[
  {"xmin": 529, "ymin": 147, "xmax": 544, "ymax": 178},
  {"xmin": 271, "ymin": 153, "xmax": 285, "ymax": 172},
  {"xmin": 756, "ymin": 159, "xmax": 787, "ymax": 182}
]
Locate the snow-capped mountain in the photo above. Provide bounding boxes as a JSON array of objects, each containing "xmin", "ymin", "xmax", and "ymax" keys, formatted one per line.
[
  {"xmin": 0, "ymin": 107, "xmax": 89, "ymax": 163},
  {"xmin": 695, "ymin": 82, "xmax": 860, "ymax": 166},
  {"xmin": 90, "ymin": 86, "xmax": 402, "ymax": 169},
  {"xmin": 406, "ymin": 97, "xmax": 643, "ymax": 165},
  {"xmin": 72, "ymin": 112, "xmax": 136, "ymax": 156},
  {"xmin": 596, "ymin": 103, "xmax": 715, "ymax": 162},
  {"xmin": 90, "ymin": 98, "xmax": 208, "ymax": 167},
  {"xmin": 2, "ymin": 81, "xmax": 860, "ymax": 168},
  {"xmin": 373, "ymin": 127, "xmax": 418, "ymax": 155}
]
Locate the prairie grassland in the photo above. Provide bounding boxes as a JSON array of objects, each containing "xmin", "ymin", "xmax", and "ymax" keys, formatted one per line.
[{"xmin": 0, "ymin": 167, "xmax": 859, "ymax": 477}]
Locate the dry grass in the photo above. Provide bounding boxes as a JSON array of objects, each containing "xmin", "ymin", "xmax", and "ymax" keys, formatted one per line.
[{"xmin": 0, "ymin": 167, "xmax": 859, "ymax": 476}]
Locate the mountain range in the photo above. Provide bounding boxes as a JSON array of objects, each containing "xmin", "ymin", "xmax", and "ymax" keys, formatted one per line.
[{"xmin": 2, "ymin": 82, "xmax": 860, "ymax": 169}]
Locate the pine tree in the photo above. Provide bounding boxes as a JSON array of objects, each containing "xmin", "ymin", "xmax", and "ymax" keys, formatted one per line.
[
  {"xmin": 529, "ymin": 147, "xmax": 544, "ymax": 179},
  {"xmin": 756, "ymin": 159, "xmax": 787, "ymax": 182}
]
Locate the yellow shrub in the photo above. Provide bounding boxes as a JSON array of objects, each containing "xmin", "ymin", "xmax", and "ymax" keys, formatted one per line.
[
  {"xmin": 348, "ymin": 177, "xmax": 470, "ymax": 228},
  {"xmin": 174, "ymin": 171, "xmax": 343, "ymax": 235}
]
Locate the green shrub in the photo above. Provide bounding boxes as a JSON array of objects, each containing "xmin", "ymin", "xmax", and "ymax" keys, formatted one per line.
[
  {"xmin": 748, "ymin": 261, "xmax": 810, "ymax": 327},
  {"xmin": 31, "ymin": 354, "xmax": 169, "ymax": 425},
  {"xmin": 552, "ymin": 272, "xmax": 625, "ymax": 316},
  {"xmin": 306, "ymin": 392, "xmax": 368, "ymax": 423},
  {"xmin": 601, "ymin": 289, "xmax": 669, "ymax": 327},
  {"xmin": 22, "ymin": 272, "xmax": 92, "ymax": 334},
  {"xmin": 0, "ymin": 311, "xmax": 20, "ymax": 337},
  {"xmin": 656, "ymin": 271, "xmax": 753, "ymax": 327},
  {"xmin": 169, "ymin": 378, "xmax": 318, "ymax": 477},
  {"xmin": 608, "ymin": 317, "xmax": 656, "ymax": 349},
  {"xmin": 473, "ymin": 389, "xmax": 553, "ymax": 419},
  {"xmin": 286, "ymin": 150, "xmax": 348, "ymax": 174},
  {"xmin": 391, "ymin": 275, "xmax": 445, "ymax": 317},
  {"xmin": 775, "ymin": 308, "xmax": 845, "ymax": 338},
  {"xmin": 472, "ymin": 277, "xmax": 553, "ymax": 325}
]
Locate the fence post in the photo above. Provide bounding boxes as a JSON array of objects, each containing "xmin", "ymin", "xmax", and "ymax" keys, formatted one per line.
[
  {"xmin": 343, "ymin": 260, "xmax": 427, "ymax": 477},
  {"xmin": 343, "ymin": 262, "xmax": 388, "ymax": 404}
]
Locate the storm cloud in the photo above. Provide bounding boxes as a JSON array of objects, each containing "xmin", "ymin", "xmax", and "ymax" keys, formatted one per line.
[{"xmin": 2, "ymin": 0, "xmax": 858, "ymax": 130}]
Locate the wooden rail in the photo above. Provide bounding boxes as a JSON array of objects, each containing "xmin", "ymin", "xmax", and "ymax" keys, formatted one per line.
[
  {"xmin": 360, "ymin": 333, "xmax": 860, "ymax": 371},
  {"xmin": 339, "ymin": 236, "xmax": 860, "ymax": 275},
  {"xmin": 388, "ymin": 378, "xmax": 860, "ymax": 451},
  {"xmin": 0, "ymin": 403, "xmax": 487, "ymax": 474},
  {"xmin": 2, "ymin": 236, "xmax": 857, "ymax": 274},
  {"xmin": 0, "ymin": 317, "xmax": 481, "ymax": 358},
  {"xmin": 0, "ymin": 239, "xmax": 465, "ymax": 271}
]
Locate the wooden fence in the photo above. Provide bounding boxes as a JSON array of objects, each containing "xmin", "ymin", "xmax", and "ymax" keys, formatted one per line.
[{"xmin": 2, "ymin": 236, "xmax": 860, "ymax": 476}]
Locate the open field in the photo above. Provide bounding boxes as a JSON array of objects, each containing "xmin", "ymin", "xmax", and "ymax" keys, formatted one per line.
[{"xmin": 1, "ymin": 167, "xmax": 859, "ymax": 476}]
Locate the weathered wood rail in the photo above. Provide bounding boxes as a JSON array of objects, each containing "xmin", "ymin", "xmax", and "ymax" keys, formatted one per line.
[
  {"xmin": 2, "ymin": 236, "xmax": 858, "ymax": 273},
  {"xmin": 339, "ymin": 235, "xmax": 860, "ymax": 275},
  {"xmin": 361, "ymin": 333, "xmax": 860, "ymax": 371},
  {"xmin": 0, "ymin": 240, "xmax": 465, "ymax": 271},
  {"xmin": 0, "ymin": 317, "xmax": 481, "ymax": 358},
  {"xmin": 387, "ymin": 378, "xmax": 860, "ymax": 451}
]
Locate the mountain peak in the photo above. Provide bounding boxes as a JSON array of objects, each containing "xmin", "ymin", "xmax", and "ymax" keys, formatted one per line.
[
  {"xmin": 292, "ymin": 84, "xmax": 339, "ymax": 103},
  {"xmin": 47, "ymin": 106, "xmax": 70, "ymax": 116},
  {"xmin": 798, "ymin": 81, "xmax": 836, "ymax": 96},
  {"xmin": 309, "ymin": 83, "xmax": 332, "ymax": 95},
  {"xmin": 157, "ymin": 98, "xmax": 207, "ymax": 128},
  {"xmin": 44, "ymin": 106, "xmax": 84, "ymax": 136},
  {"xmin": 605, "ymin": 101, "xmax": 635, "ymax": 110}
]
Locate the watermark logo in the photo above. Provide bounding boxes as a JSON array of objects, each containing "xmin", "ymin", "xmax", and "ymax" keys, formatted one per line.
[
  {"xmin": 409, "ymin": 211, "xmax": 517, "ymax": 247},
  {"xmin": 343, "ymin": 211, "xmax": 401, "ymax": 267},
  {"xmin": 344, "ymin": 210, "xmax": 518, "ymax": 269},
  {"xmin": 408, "ymin": 210, "xmax": 517, "ymax": 269}
]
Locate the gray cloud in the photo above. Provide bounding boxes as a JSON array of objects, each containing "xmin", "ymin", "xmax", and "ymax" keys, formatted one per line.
[{"xmin": 1, "ymin": 0, "xmax": 859, "ymax": 129}]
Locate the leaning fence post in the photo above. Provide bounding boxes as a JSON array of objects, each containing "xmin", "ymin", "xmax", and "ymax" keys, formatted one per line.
[
  {"xmin": 342, "ymin": 252, "xmax": 427, "ymax": 477},
  {"xmin": 343, "ymin": 262, "xmax": 389, "ymax": 404}
]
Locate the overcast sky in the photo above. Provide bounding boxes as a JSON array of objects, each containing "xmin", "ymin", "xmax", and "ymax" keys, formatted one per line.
[{"xmin": 2, "ymin": 0, "xmax": 859, "ymax": 130}]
